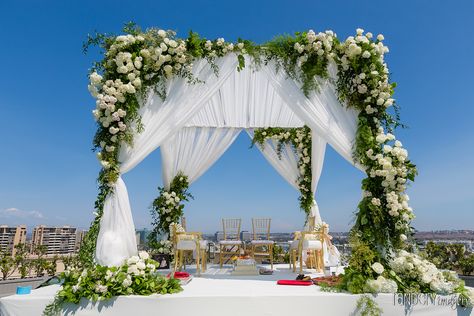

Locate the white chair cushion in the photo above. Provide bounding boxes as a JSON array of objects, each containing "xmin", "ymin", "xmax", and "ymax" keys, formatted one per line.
[
  {"xmin": 250, "ymin": 240, "xmax": 274, "ymax": 245},
  {"xmin": 176, "ymin": 240, "xmax": 197, "ymax": 250},
  {"xmin": 289, "ymin": 240, "xmax": 322, "ymax": 250},
  {"xmin": 218, "ymin": 240, "xmax": 243, "ymax": 245},
  {"xmin": 303, "ymin": 240, "xmax": 322, "ymax": 250}
]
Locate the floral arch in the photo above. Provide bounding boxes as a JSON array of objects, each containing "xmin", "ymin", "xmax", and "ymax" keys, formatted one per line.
[{"xmin": 63, "ymin": 23, "xmax": 472, "ymax": 306}]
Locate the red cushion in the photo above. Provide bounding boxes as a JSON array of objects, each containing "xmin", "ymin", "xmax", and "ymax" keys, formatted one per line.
[
  {"xmin": 168, "ymin": 271, "xmax": 191, "ymax": 279},
  {"xmin": 277, "ymin": 280, "xmax": 313, "ymax": 286}
]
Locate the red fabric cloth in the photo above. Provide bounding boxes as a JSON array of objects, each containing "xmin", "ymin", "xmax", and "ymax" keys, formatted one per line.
[
  {"xmin": 168, "ymin": 271, "xmax": 191, "ymax": 279},
  {"xmin": 277, "ymin": 280, "xmax": 313, "ymax": 286}
]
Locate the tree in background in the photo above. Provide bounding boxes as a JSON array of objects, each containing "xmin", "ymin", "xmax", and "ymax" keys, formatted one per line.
[
  {"xmin": 31, "ymin": 245, "xmax": 48, "ymax": 277},
  {"xmin": 423, "ymin": 241, "xmax": 465, "ymax": 270},
  {"xmin": 62, "ymin": 254, "xmax": 80, "ymax": 270},
  {"xmin": 460, "ymin": 254, "xmax": 474, "ymax": 276},
  {"xmin": 45, "ymin": 255, "xmax": 59, "ymax": 276},
  {"xmin": 14, "ymin": 243, "xmax": 31, "ymax": 279},
  {"xmin": 272, "ymin": 244, "xmax": 289, "ymax": 263},
  {"xmin": 0, "ymin": 248, "xmax": 15, "ymax": 280}
]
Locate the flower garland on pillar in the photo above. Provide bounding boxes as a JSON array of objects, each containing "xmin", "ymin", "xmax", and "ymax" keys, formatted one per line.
[
  {"xmin": 252, "ymin": 126, "xmax": 313, "ymax": 215},
  {"xmin": 147, "ymin": 173, "xmax": 192, "ymax": 254}
]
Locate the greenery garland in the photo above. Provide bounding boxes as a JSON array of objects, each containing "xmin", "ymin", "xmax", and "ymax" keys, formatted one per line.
[
  {"xmin": 43, "ymin": 251, "xmax": 182, "ymax": 315},
  {"xmin": 355, "ymin": 295, "xmax": 382, "ymax": 316},
  {"xmin": 252, "ymin": 126, "xmax": 313, "ymax": 215},
  {"xmin": 81, "ymin": 23, "xmax": 474, "ymax": 305},
  {"xmin": 147, "ymin": 173, "xmax": 192, "ymax": 253}
]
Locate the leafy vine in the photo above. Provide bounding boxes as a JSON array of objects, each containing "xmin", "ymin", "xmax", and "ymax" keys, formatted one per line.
[
  {"xmin": 147, "ymin": 173, "xmax": 192, "ymax": 252},
  {"xmin": 252, "ymin": 126, "xmax": 313, "ymax": 215}
]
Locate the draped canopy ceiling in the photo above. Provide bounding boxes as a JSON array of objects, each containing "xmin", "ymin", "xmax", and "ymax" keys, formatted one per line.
[{"xmin": 96, "ymin": 55, "xmax": 360, "ymax": 266}]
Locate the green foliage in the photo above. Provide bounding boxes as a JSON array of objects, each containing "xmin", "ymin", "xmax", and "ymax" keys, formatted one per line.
[
  {"xmin": 43, "ymin": 254, "xmax": 182, "ymax": 316},
  {"xmin": 355, "ymin": 295, "xmax": 382, "ymax": 316},
  {"xmin": 148, "ymin": 173, "xmax": 192, "ymax": 251},
  {"xmin": 0, "ymin": 248, "xmax": 15, "ymax": 280},
  {"xmin": 252, "ymin": 126, "xmax": 313, "ymax": 215},
  {"xmin": 46, "ymin": 255, "xmax": 59, "ymax": 276},
  {"xmin": 459, "ymin": 254, "xmax": 474, "ymax": 276},
  {"xmin": 14, "ymin": 243, "xmax": 31, "ymax": 278},
  {"xmin": 31, "ymin": 244, "xmax": 48, "ymax": 277},
  {"xmin": 422, "ymin": 241, "xmax": 466, "ymax": 271},
  {"xmin": 78, "ymin": 183, "xmax": 110, "ymax": 267},
  {"xmin": 272, "ymin": 244, "xmax": 289, "ymax": 263}
]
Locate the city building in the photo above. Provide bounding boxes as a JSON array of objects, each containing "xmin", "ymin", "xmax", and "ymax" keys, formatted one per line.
[
  {"xmin": 0, "ymin": 225, "xmax": 27, "ymax": 256},
  {"xmin": 240, "ymin": 231, "xmax": 251, "ymax": 241},
  {"xmin": 75, "ymin": 230, "xmax": 88, "ymax": 252},
  {"xmin": 135, "ymin": 228, "xmax": 151, "ymax": 247},
  {"xmin": 31, "ymin": 226, "xmax": 77, "ymax": 255},
  {"xmin": 215, "ymin": 231, "xmax": 224, "ymax": 241}
]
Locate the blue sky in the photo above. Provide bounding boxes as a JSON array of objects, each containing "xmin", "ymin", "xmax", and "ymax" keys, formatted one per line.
[{"xmin": 0, "ymin": 0, "xmax": 473, "ymax": 234}]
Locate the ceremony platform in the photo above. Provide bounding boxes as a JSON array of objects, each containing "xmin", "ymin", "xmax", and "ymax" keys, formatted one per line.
[{"xmin": 1, "ymin": 264, "xmax": 472, "ymax": 316}]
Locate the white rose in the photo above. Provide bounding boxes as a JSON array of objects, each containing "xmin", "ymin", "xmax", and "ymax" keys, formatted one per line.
[
  {"xmin": 138, "ymin": 251, "xmax": 149, "ymax": 260},
  {"xmin": 109, "ymin": 126, "xmax": 119, "ymax": 135},
  {"xmin": 127, "ymin": 255, "xmax": 139, "ymax": 265},
  {"xmin": 158, "ymin": 30, "xmax": 166, "ymax": 37},
  {"xmin": 136, "ymin": 261, "xmax": 146, "ymax": 270},
  {"xmin": 362, "ymin": 51, "xmax": 371, "ymax": 58},
  {"xmin": 127, "ymin": 265, "xmax": 139, "ymax": 275},
  {"xmin": 357, "ymin": 84, "xmax": 367, "ymax": 94},
  {"xmin": 371, "ymin": 262, "xmax": 385, "ymax": 274},
  {"xmin": 147, "ymin": 263, "xmax": 156, "ymax": 270},
  {"xmin": 377, "ymin": 34, "xmax": 385, "ymax": 41},
  {"xmin": 164, "ymin": 64, "xmax": 173, "ymax": 75},
  {"xmin": 90, "ymin": 72, "xmax": 103, "ymax": 85},
  {"xmin": 400, "ymin": 234, "xmax": 407, "ymax": 241}
]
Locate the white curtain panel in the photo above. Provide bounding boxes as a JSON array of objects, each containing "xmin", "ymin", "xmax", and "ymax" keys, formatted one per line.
[
  {"xmin": 246, "ymin": 130, "xmax": 300, "ymax": 190},
  {"xmin": 161, "ymin": 127, "xmax": 241, "ymax": 187},
  {"xmin": 246, "ymin": 129, "xmax": 341, "ymax": 266},
  {"xmin": 185, "ymin": 62, "xmax": 304, "ymax": 128},
  {"xmin": 262, "ymin": 60, "xmax": 363, "ymax": 170},
  {"xmin": 96, "ymin": 55, "xmax": 360, "ymax": 266},
  {"xmin": 96, "ymin": 57, "xmax": 239, "ymax": 266}
]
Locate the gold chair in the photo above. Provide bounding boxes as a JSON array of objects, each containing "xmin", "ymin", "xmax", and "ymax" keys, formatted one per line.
[
  {"xmin": 289, "ymin": 216, "xmax": 325, "ymax": 273},
  {"xmin": 250, "ymin": 218, "xmax": 274, "ymax": 269},
  {"xmin": 171, "ymin": 223, "xmax": 206, "ymax": 275},
  {"xmin": 218, "ymin": 218, "xmax": 244, "ymax": 268}
]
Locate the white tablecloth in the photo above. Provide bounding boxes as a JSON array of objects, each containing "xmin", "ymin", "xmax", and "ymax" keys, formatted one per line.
[{"xmin": 1, "ymin": 265, "xmax": 472, "ymax": 316}]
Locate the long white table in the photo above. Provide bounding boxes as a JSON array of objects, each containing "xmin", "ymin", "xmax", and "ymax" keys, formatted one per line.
[{"xmin": 1, "ymin": 265, "xmax": 472, "ymax": 316}]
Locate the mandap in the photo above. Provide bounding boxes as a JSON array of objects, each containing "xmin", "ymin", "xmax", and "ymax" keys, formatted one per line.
[{"xmin": 38, "ymin": 24, "xmax": 473, "ymax": 315}]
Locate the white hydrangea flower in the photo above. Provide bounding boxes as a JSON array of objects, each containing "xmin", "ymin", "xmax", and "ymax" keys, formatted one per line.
[{"xmin": 138, "ymin": 251, "xmax": 150, "ymax": 260}]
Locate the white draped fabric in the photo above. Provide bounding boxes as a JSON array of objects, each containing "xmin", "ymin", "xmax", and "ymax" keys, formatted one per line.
[
  {"xmin": 161, "ymin": 127, "xmax": 241, "ymax": 187},
  {"xmin": 246, "ymin": 130, "xmax": 300, "ymax": 190},
  {"xmin": 246, "ymin": 130, "xmax": 340, "ymax": 266},
  {"xmin": 96, "ymin": 55, "xmax": 360, "ymax": 266}
]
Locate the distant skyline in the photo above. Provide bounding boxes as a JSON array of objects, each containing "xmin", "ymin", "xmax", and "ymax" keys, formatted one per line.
[{"xmin": 0, "ymin": 0, "xmax": 473, "ymax": 234}]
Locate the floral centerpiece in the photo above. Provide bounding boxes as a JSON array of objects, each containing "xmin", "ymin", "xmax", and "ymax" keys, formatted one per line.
[{"xmin": 43, "ymin": 251, "xmax": 182, "ymax": 315}]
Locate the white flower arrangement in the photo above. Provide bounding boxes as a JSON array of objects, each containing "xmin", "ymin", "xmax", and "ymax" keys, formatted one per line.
[
  {"xmin": 389, "ymin": 251, "xmax": 462, "ymax": 295},
  {"xmin": 366, "ymin": 275, "xmax": 398, "ymax": 293},
  {"xmin": 44, "ymin": 251, "xmax": 182, "ymax": 316}
]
